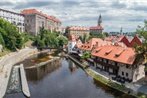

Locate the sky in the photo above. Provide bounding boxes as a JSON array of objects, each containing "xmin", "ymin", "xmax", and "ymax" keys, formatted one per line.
[{"xmin": 0, "ymin": 0, "xmax": 147, "ymax": 32}]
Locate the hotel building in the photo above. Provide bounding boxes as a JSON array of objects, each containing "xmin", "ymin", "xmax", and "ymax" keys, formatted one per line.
[{"xmin": 0, "ymin": 8, "xmax": 25, "ymax": 32}]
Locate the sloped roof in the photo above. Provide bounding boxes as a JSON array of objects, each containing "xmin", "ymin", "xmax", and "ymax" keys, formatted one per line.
[
  {"xmin": 69, "ymin": 26, "xmax": 89, "ymax": 31},
  {"xmin": 21, "ymin": 9, "xmax": 61, "ymax": 23},
  {"xmin": 90, "ymin": 25, "xmax": 103, "ymax": 30},
  {"xmin": 80, "ymin": 38, "xmax": 106, "ymax": 51},
  {"xmin": 92, "ymin": 45, "xmax": 136, "ymax": 65}
]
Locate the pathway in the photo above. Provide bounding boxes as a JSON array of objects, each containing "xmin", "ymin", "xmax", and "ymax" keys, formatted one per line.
[{"xmin": 0, "ymin": 47, "xmax": 37, "ymax": 98}]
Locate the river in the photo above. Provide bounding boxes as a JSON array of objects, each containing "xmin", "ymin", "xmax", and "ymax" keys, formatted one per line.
[{"xmin": 5, "ymin": 56, "xmax": 134, "ymax": 98}]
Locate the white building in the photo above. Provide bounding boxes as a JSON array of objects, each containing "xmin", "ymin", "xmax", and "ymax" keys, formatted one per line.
[
  {"xmin": 0, "ymin": 8, "xmax": 24, "ymax": 32},
  {"xmin": 68, "ymin": 35, "xmax": 77, "ymax": 53},
  {"xmin": 91, "ymin": 45, "xmax": 145, "ymax": 83}
]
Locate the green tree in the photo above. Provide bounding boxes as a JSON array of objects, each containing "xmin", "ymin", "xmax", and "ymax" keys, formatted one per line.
[
  {"xmin": 135, "ymin": 21, "xmax": 147, "ymax": 63},
  {"xmin": 57, "ymin": 35, "xmax": 68, "ymax": 47},
  {"xmin": 80, "ymin": 34, "xmax": 89, "ymax": 43},
  {"xmin": 0, "ymin": 18, "xmax": 27, "ymax": 51},
  {"xmin": 81, "ymin": 52, "xmax": 91, "ymax": 59},
  {"xmin": 34, "ymin": 27, "xmax": 63, "ymax": 49}
]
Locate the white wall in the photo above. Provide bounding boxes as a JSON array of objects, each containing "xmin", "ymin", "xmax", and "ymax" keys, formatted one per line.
[
  {"xmin": 118, "ymin": 64, "xmax": 145, "ymax": 82},
  {"xmin": 132, "ymin": 65, "xmax": 145, "ymax": 82},
  {"xmin": 118, "ymin": 64, "xmax": 133, "ymax": 80},
  {"xmin": 68, "ymin": 41, "xmax": 76, "ymax": 53}
]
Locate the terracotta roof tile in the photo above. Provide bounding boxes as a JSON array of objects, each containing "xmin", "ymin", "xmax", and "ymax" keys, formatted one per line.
[
  {"xmin": 21, "ymin": 9, "xmax": 61, "ymax": 23},
  {"xmin": 69, "ymin": 26, "xmax": 89, "ymax": 31},
  {"xmin": 92, "ymin": 45, "xmax": 136, "ymax": 65},
  {"xmin": 90, "ymin": 25, "xmax": 103, "ymax": 30}
]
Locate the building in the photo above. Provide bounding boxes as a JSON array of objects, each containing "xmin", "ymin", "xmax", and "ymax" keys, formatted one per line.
[
  {"xmin": 76, "ymin": 37, "xmax": 145, "ymax": 82},
  {"xmin": 105, "ymin": 35, "xmax": 142, "ymax": 47},
  {"xmin": 90, "ymin": 14, "xmax": 103, "ymax": 36},
  {"xmin": 130, "ymin": 35, "xmax": 142, "ymax": 47},
  {"xmin": 67, "ymin": 26, "xmax": 89, "ymax": 38},
  {"xmin": 91, "ymin": 45, "xmax": 145, "ymax": 82},
  {"xmin": 67, "ymin": 35, "xmax": 77, "ymax": 53},
  {"xmin": 21, "ymin": 9, "xmax": 61, "ymax": 36},
  {"xmin": 80, "ymin": 38, "xmax": 105, "ymax": 51},
  {"xmin": 0, "ymin": 8, "xmax": 24, "ymax": 32}
]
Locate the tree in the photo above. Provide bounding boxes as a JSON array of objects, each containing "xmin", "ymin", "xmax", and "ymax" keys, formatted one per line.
[
  {"xmin": 135, "ymin": 21, "xmax": 147, "ymax": 64},
  {"xmin": 80, "ymin": 34, "xmax": 89, "ymax": 43},
  {"xmin": 0, "ymin": 18, "xmax": 27, "ymax": 51},
  {"xmin": 57, "ymin": 35, "xmax": 68, "ymax": 47},
  {"xmin": 33, "ymin": 27, "xmax": 67, "ymax": 49},
  {"xmin": 81, "ymin": 52, "xmax": 91, "ymax": 59},
  {"xmin": 89, "ymin": 33, "xmax": 106, "ymax": 39}
]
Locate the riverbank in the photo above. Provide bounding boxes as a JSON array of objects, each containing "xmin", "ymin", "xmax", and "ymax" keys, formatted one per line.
[
  {"xmin": 67, "ymin": 54, "xmax": 147, "ymax": 98},
  {"xmin": 0, "ymin": 47, "xmax": 38, "ymax": 98}
]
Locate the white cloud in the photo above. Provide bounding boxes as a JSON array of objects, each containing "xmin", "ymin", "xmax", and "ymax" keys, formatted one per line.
[{"xmin": 0, "ymin": 0, "xmax": 147, "ymax": 32}]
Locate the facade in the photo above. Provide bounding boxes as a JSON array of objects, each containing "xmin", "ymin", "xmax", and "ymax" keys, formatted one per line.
[
  {"xmin": 21, "ymin": 9, "xmax": 61, "ymax": 36},
  {"xmin": 68, "ymin": 35, "xmax": 77, "ymax": 53},
  {"xmin": 90, "ymin": 14, "xmax": 103, "ymax": 36},
  {"xmin": 91, "ymin": 45, "xmax": 145, "ymax": 82},
  {"xmin": 0, "ymin": 8, "xmax": 24, "ymax": 32},
  {"xmin": 67, "ymin": 26, "xmax": 89, "ymax": 38},
  {"xmin": 75, "ymin": 37, "xmax": 145, "ymax": 83}
]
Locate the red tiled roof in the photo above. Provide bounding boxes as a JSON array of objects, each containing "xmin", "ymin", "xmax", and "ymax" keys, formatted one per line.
[
  {"xmin": 92, "ymin": 45, "xmax": 136, "ymax": 65},
  {"xmin": 69, "ymin": 26, "xmax": 89, "ymax": 31},
  {"xmin": 90, "ymin": 25, "xmax": 103, "ymax": 30},
  {"xmin": 21, "ymin": 9, "xmax": 61, "ymax": 23},
  {"xmin": 69, "ymin": 35, "xmax": 76, "ymax": 42},
  {"xmin": 105, "ymin": 35, "xmax": 142, "ymax": 47},
  {"xmin": 130, "ymin": 35, "xmax": 142, "ymax": 47},
  {"xmin": 80, "ymin": 38, "xmax": 106, "ymax": 51}
]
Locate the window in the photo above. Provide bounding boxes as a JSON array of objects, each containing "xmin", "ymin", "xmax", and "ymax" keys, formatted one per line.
[
  {"xmin": 126, "ymin": 65, "xmax": 129, "ymax": 68},
  {"xmin": 122, "ymin": 71, "xmax": 124, "ymax": 76},
  {"xmin": 126, "ymin": 73, "xmax": 128, "ymax": 77}
]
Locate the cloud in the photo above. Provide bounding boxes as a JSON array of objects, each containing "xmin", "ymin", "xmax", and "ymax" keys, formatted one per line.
[{"xmin": 0, "ymin": 0, "xmax": 146, "ymax": 32}]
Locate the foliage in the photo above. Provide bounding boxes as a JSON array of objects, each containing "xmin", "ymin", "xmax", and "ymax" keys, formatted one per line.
[
  {"xmin": 79, "ymin": 34, "xmax": 89, "ymax": 43},
  {"xmin": 81, "ymin": 52, "xmax": 91, "ymax": 59},
  {"xmin": 34, "ymin": 27, "xmax": 68, "ymax": 49},
  {"xmin": 57, "ymin": 35, "xmax": 68, "ymax": 47},
  {"xmin": 89, "ymin": 32, "xmax": 107, "ymax": 39},
  {"xmin": 135, "ymin": 21, "xmax": 147, "ymax": 63},
  {"xmin": 0, "ymin": 18, "xmax": 29, "ymax": 51}
]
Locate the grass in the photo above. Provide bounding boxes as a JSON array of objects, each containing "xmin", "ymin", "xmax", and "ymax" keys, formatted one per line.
[
  {"xmin": 86, "ymin": 68, "xmax": 147, "ymax": 98},
  {"xmin": 86, "ymin": 69, "xmax": 132, "ymax": 95}
]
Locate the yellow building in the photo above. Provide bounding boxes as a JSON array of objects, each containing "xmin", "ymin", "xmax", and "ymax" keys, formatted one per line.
[{"xmin": 68, "ymin": 26, "xmax": 89, "ymax": 38}]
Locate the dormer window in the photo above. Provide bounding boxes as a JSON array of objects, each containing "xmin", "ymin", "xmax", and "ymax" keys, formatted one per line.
[
  {"xmin": 105, "ymin": 49, "xmax": 112, "ymax": 55},
  {"xmin": 115, "ymin": 49, "xmax": 125, "ymax": 57},
  {"xmin": 95, "ymin": 50, "xmax": 98, "ymax": 53}
]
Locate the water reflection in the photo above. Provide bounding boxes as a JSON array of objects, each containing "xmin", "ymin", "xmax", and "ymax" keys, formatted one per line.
[
  {"xmin": 25, "ymin": 60, "xmax": 61, "ymax": 81},
  {"xmin": 68, "ymin": 60, "xmax": 78, "ymax": 74},
  {"xmin": 5, "ymin": 57, "xmax": 135, "ymax": 98}
]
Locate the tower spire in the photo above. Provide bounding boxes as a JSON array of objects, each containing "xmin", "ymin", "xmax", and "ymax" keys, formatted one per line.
[
  {"xmin": 98, "ymin": 14, "xmax": 102, "ymax": 26},
  {"xmin": 120, "ymin": 27, "xmax": 123, "ymax": 34}
]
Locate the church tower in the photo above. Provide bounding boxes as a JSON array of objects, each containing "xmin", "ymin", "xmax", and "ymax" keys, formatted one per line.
[{"xmin": 98, "ymin": 14, "xmax": 102, "ymax": 26}]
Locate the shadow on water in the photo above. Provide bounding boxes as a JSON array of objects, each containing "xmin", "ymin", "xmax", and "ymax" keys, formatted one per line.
[
  {"xmin": 5, "ymin": 56, "xmax": 136, "ymax": 98},
  {"xmin": 92, "ymin": 79, "xmax": 136, "ymax": 98}
]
